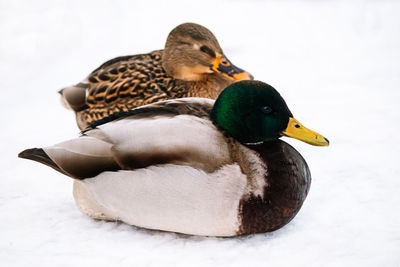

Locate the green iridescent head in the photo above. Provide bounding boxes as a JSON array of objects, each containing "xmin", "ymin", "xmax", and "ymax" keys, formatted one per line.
[{"xmin": 210, "ymin": 80, "xmax": 329, "ymax": 146}]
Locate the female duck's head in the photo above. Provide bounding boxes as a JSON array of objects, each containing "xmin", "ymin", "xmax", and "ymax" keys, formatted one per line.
[
  {"xmin": 162, "ymin": 23, "xmax": 253, "ymax": 82},
  {"xmin": 210, "ymin": 80, "xmax": 329, "ymax": 146}
]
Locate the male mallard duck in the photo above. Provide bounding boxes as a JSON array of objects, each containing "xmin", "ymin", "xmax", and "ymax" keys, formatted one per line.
[
  {"xmin": 20, "ymin": 81, "xmax": 329, "ymax": 236},
  {"xmin": 60, "ymin": 22, "xmax": 253, "ymax": 130}
]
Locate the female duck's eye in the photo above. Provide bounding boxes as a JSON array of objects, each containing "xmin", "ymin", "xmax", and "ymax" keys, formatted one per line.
[
  {"xmin": 261, "ymin": 106, "xmax": 273, "ymax": 114},
  {"xmin": 200, "ymin": 45, "xmax": 216, "ymax": 57}
]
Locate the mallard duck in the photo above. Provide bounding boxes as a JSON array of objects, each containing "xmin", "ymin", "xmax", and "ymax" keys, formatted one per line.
[
  {"xmin": 60, "ymin": 22, "xmax": 253, "ymax": 130},
  {"xmin": 19, "ymin": 80, "xmax": 329, "ymax": 236}
]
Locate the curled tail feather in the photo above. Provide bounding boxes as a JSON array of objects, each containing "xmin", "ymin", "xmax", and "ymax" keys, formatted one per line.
[
  {"xmin": 18, "ymin": 148, "xmax": 68, "ymax": 175},
  {"xmin": 18, "ymin": 136, "xmax": 121, "ymax": 179}
]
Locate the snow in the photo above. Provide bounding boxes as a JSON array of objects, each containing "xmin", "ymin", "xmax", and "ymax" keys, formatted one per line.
[{"xmin": 1, "ymin": 0, "xmax": 400, "ymax": 266}]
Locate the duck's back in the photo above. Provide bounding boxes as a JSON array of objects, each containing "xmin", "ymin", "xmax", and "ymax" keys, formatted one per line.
[
  {"xmin": 71, "ymin": 50, "xmax": 179, "ymax": 129},
  {"xmin": 62, "ymin": 49, "xmax": 233, "ymax": 130},
  {"xmin": 41, "ymin": 98, "xmax": 233, "ymax": 179}
]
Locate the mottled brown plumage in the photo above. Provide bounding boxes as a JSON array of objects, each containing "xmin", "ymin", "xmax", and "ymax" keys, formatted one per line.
[{"xmin": 60, "ymin": 23, "xmax": 253, "ymax": 130}]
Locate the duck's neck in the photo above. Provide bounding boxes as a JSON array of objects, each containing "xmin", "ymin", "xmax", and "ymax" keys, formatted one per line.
[
  {"xmin": 237, "ymin": 140, "xmax": 311, "ymax": 235},
  {"xmin": 171, "ymin": 73, "xmax": 233, "ymax": 99}
]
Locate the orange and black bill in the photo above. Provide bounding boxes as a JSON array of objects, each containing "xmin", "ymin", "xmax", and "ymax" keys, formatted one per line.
[
  {"xmin": 282, "ymin": 117, "xmax": 330, "ymax": 146},
  {"xmin": 212, "ymin": 53, "xmax": 253, "ymax": 81}
]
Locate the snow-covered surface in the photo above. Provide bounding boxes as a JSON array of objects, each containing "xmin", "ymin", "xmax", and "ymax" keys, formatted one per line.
[{"xmin": 1, "ymin": 0, "xmax": 399, "ymax": 266}]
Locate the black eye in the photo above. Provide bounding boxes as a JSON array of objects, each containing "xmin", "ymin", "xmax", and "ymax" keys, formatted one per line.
[
  {"xmin": 200, "ymin": 45, "xmax": 216, "ymax": 57},
  {"xmin": 261, "ymin": 106, "xmax": 273, "ymax": 114},
  {"xmin": 178, "ymin": 41, "xmax": 191, "ymax": 46}
]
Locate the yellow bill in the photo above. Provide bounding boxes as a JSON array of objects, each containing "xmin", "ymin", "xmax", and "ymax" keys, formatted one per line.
[{"xmin": 282, "ymin": 117, "xmax": 329, "ymax": 146}]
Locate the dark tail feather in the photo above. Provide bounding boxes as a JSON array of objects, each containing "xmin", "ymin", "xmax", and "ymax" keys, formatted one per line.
[
  {"xmin": 59, "ymin": 84, "xmax": 89, "ymax": 112},
  {"xmin": 18, "ymin": 148, "xmax": 67, "ymax": 175}
]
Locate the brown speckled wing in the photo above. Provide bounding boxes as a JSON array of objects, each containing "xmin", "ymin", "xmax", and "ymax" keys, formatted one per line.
[
  {"xmin": 77, "ymin": 50, "xmax": 176, "ymax": 128},
  {"xmin": 63, "ymin": 49, "xmax": 233, "ymax": 130},
  {"xmin": 84, "ymin": 97, "xmax": 213, "ymax": 130}
]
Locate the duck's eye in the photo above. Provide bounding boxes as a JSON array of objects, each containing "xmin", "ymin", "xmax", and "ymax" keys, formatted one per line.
[
  {"xmin": 261, "ymin": 106, "xmax": 273, "ymax": 114},
  {"xmin": 200, "ymin": 45, "xmax": 216, "ymax": 57},
  {"xmin": 178, "ymin": 41, "xmax": 191, "ymax": 46}
]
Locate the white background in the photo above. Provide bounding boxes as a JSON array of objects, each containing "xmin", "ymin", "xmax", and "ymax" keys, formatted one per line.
[{"xmin": 1, "ymin": 0, "xmax": 399, "ymax": 266}]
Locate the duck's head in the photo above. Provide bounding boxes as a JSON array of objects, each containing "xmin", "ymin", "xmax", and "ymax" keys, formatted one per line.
[
  {"xmin": 210, "ymin": 80, "xmax": 329, "ymax": 146},
  {"xmin": 162, "ymin": 23, "xmax": 253, "ymax": 82}
]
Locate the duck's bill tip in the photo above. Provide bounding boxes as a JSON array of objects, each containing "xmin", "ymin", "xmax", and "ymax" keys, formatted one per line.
[
  {"xmin": 282, "ymin": 117, "xmax": 330, "ymax": 147},
  {"xmin": 232, "ymin": 72, "xmax": 254, "ymax": 81}
]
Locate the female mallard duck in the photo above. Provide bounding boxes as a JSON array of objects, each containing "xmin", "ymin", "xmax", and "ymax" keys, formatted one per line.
[
  {"xmin": 20, "ymin": 81, "xmax": 328, "ymax": 236},
  {"xmin": 60, "ymin": 22, "xmax": 253, "ymax": 130}
]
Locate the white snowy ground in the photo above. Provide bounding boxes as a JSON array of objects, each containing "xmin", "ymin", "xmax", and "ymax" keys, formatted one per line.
[{"xmin": 1, "ymin": 0, "xmax": 399, "ymax": 266}]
